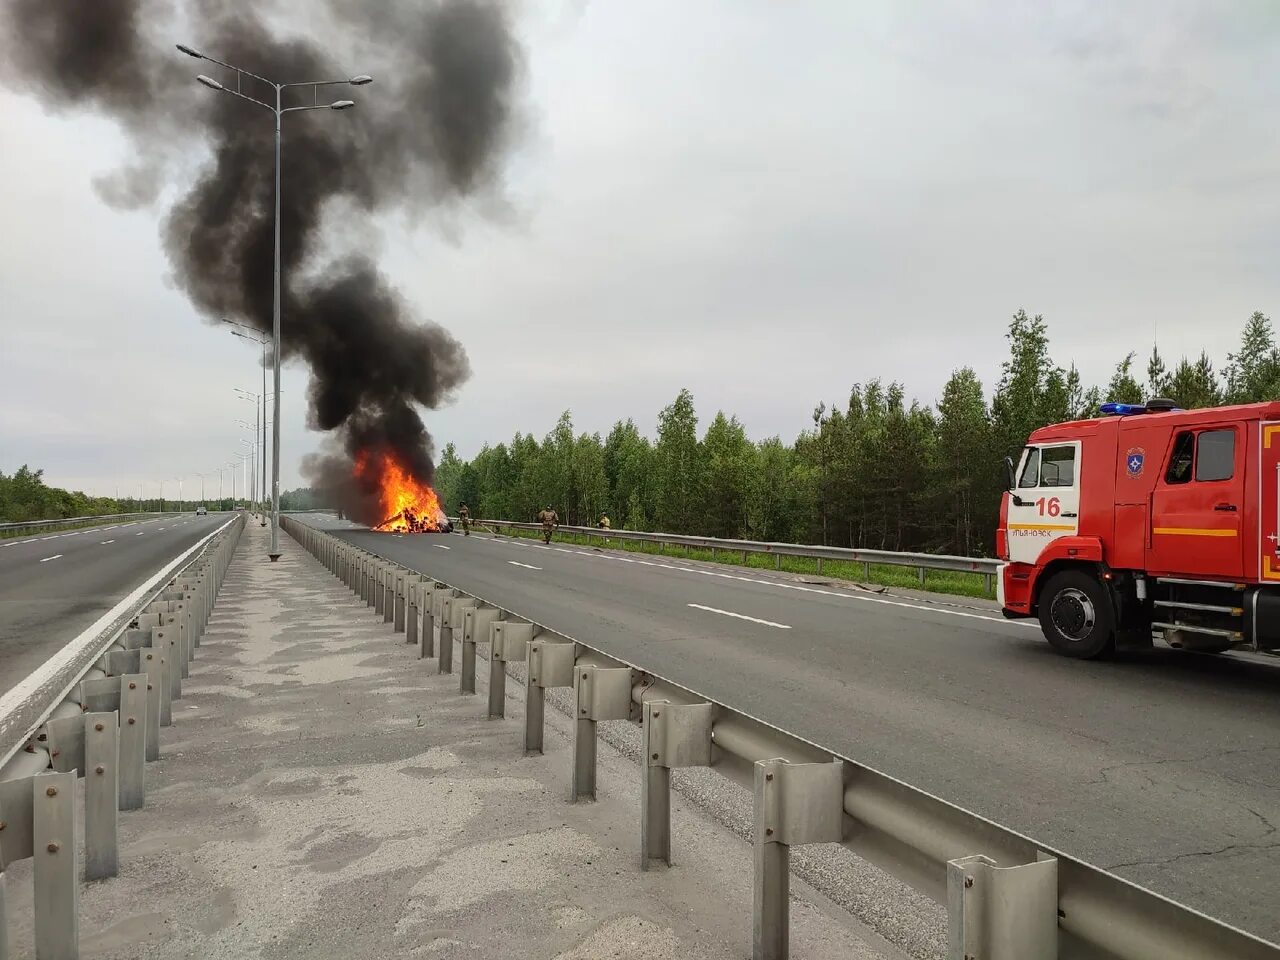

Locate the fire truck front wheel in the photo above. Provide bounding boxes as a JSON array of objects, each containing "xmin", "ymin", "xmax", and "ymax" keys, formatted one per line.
[{"xmin": 1038, "ymin": 570, "xmax": 1115, "ymax": 659}]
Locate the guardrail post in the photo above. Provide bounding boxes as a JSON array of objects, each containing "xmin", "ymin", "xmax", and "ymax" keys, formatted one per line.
[
  {"xmin": 118, "ymin": 675, "xmax": 147, "ymax": 809},
  {"xmin": 429, "ymin": 585, "xmax": 452, "ymax": 661},
  {"xmin": 158, "ymin": 626, "xmax": 180, "ymax": 703},
  {"xmin": 34, "ymin": 770, "xmax": 77, "ymax": 960},
  {"xmin": 525, "ymin": 638, "xmax": 574, "ymax": 754},
  {"xmin": 383, "ymin": 567, "xmax": 396, "ymax": 626},
  {"xmin": 572, "ymin": 663, "xmax": 636, "ymax": 802},
  {"xmin": 405, "ymin": 576, "xmax": 423, "ymax": 646},
  {"xmin": 142, "ymin": 642, "xmax": 171, "ymax": 730},
  {"xmin": 442, "ymin": 596, "xmax": 476, "ymax": 676},
  {"xmin": 374, "ymin": 563, "xmax": 386, "ymax": 617},
  {"xmin": 816, "ymin": 557, "xmax": 823, "ymax": 575},
  {"xmin": 461, "ymin": 606, "xmax": 502, "ymax": 695},
  {"xmin": 752, "ymin": 758, "xmax": 844, "ymax": 960},
  {"xmin": 947, "ymin": 854, "xmax": 1058, "ymax": 960},
  {"xmin": 490, "ymin": 622, "xmax": 535, "ymax": 719},
  {"xmin": 918, "ymin": 566, "xmax": 926, "ymax": 586},
  {"xmin": 83, "ymin": 713, "xmax": 119, "ymax": 881},
  {"xmin": 394, "ymin": 572, "xmax": 407, "ymax": 633},
  {"xmin": 641, "ymin": 700, "xmax": 713, "ymax": 869},
  {"xmin": 175, "ymin": 599, "xmax": 191, "ymax": 678}
]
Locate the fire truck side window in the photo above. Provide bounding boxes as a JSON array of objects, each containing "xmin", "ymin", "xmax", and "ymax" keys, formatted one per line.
[
  {"xmin": 1038, "ymin": 445, "xmax": 1076, "ymax": 487},
  {"xmin": 1017, "ymin": 448, "xmax": 1041, "ymax": 488},
  {"xmin": 1195, "ymin": 429, "xmax": 1235, "ymax": 482},
  {"xmin": 1165, "ymin": 432, "xmax": 1195, "ymax": 484}
]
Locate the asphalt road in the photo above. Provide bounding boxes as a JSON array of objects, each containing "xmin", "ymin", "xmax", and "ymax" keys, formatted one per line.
[
  {"xmin": 0, "ymin": 513, "xmax": 231, "ymax": 697},
  {"xmin": 309, "ymin": 517, "xmax": 1280, "ymax": 944}
]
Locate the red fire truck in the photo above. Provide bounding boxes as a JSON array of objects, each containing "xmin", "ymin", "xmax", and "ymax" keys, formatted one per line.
[{"xmin": 997, "ymin": 399, "xmax": 1280, "ymax": 658}]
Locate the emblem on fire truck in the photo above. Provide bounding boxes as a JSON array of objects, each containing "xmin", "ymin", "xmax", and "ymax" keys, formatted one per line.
[{"xmin": 1125, "ymin": 447, "xmax": 1145, "ymax": 478}]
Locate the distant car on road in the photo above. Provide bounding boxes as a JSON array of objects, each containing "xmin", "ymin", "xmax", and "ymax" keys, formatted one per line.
[{"xmin": 196, "ymin": 506, "xmax": 208, "ymax": 516}]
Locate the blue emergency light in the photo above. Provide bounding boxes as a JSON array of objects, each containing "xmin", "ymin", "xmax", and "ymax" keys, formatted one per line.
[
  {"xmin": 1099, "ymin": 402, "xmax": 1146, "ymax": 416},
  {"xmin": 1099, "ymin": 399, "xmax": 1183, "ymax": 416}
]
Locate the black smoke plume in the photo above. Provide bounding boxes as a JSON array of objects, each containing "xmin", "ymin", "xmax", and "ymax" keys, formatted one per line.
[{"xmin": 1, "ymin": 0, "xmax": 521, "ymax": 523}]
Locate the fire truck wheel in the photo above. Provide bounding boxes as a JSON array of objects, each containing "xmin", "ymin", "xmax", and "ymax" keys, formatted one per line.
[{"xmin": 1039, "ymin": 570, "xmax": 1115, "ymax": 659}]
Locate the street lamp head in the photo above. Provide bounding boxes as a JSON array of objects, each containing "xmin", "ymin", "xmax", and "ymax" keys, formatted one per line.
[
  {"xmin": 176, "ymin": 43, "xmax": 203, "ymax": 59},
  {"xmin": 330, "ymin": 99, "xmax": 355, "ymax": 110},
  {"xmin": 197, "ymin": 74, "xmax": 224, "ymax": 91},
  {"xmin": 349, "ymin": 75, "xmax": 373, "ymax": 86}
]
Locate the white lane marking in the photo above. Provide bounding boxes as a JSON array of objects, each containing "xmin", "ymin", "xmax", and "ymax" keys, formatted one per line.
[
  {"xmin": 461, "ymin": 528, "xmax": 1032, "ymax": 630},
  {"xmin": 39, "ymin": 554, "xmax": 63, "ymax": 563},
  {"xmin": 688, "ymin": 603, "xmax": 790, "ymax": 629},
  {"xmin": 158, "ymin": 527, "xmax": 166, "ymax": 531},
  {"xmin": 434, "ymin": 544, "xmax": 451, "ymax": 550},
  {"xmin": 39, "ymin": 536, "xmax": 57, "ymax": 541},
  {"xmin": 101, "ymin": 540, "xmax": 115, "ymax": 545},
  {"xmin": 507, "ymin": 560, "xmax": 542, "ymax": 571},
  {"xmin": 135, "ymin": 532, "xmax": 145, "ymax": 536}
]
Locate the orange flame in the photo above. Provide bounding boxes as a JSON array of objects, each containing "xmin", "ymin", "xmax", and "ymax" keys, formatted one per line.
[{"xmin": 354, "ymin": 449, "xmax": 447, "ymax": 532}]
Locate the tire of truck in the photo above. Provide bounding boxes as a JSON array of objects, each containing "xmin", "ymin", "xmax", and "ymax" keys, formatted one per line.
[{"xmin": 1038, "ymin": 569, "xmax": 1116, "ymax": 659}]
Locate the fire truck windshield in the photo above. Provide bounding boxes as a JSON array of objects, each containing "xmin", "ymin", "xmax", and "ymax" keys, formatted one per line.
[{"xmin": 1017, "ymin": 444, "xmax": 1076, "ymax": 488}]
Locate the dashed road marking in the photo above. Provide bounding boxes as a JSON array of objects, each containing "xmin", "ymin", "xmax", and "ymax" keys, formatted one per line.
[
  {"xmin": 434, "ymin": 544, "xmax": 451, "ymax": 550},
  {"xmin": 101, "ymin": 540, "xmax": 115, "ymax": 545},
  {"xmin": 39, "ymin": 554, "xmax": 63, "ymax": 563},
  {"xmin": 687, "ymin": 603, "xmax": 790, "ymax": 629},
  {"xmin": 507, "ymin": 560, "xmax": 542, "ymax": 571}
]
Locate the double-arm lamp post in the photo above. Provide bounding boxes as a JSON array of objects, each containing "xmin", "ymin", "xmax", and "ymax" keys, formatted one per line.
[{"xmin": 178, "ymin": 42, "xmax": 371, "ymax": 559}]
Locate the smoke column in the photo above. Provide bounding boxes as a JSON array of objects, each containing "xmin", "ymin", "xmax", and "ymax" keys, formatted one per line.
[{"xmin": 1, "ymin": 0, "xmax": 521, "ymax": 523}]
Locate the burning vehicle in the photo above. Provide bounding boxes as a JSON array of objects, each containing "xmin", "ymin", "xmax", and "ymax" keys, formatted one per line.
[{"xmin": 356, "ymin": 450, "xmax": 452, "ymax": 534}]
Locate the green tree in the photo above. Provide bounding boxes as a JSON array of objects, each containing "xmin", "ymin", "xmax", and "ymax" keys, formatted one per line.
[
  {"xmin": 1166, "ymin": 352, "xmax": 1223, "ymax": 410},
  {"xmin": 702, "ymin": 412, "xmax": 753, "ymax": 538},
  {"xmin": 936, "ymin": 368, "xmax": 992, "ymax": 555},
  {"xmin": 653, "ymin": 389, "xmax": 705, "ymax": 533},
  {"xmin": 1224, "ymin": 312, "xmax": 1280, "ymax": 402},
  {"xmin": 1106, "ymin": 352, "xmax": 1144, "ymax": 404},
  {"xmin": 991, "ymin": 309, "xmax": 1064, "ymax": 460},
  {"xmin": 1147, "ymin": 345, "xmax": 1169, "ymax": 398}
]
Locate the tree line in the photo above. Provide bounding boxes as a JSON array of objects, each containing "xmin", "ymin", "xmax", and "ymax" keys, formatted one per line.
[
  {"xmin": 434, "ymin": 311, "xmax": 1280, "ymax": 558},
  {"xmin": 0, "ymin": 464, "xmax": 278, "ymax": 521}
]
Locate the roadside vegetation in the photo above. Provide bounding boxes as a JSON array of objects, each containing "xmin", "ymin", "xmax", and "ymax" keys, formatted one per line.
[
  {"xmin": 489, "ymin": 524, "xmax": 994, "ymax": 600},
  {"xmin": 437, "ymin": 311, "xmax": 1280, "ymax": 568}
]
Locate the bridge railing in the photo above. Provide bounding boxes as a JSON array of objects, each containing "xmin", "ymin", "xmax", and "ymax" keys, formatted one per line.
[
  {"xmin": 287, "ymin": 515, "xmax": 1279, "ymax": 960},
  {"xmin": 462, "ymin": 516, "xmax": 1000, "ymax": 589},
  {"xmin": 0, "ymin": 514, "xmax": 243, "ymax": 957}
]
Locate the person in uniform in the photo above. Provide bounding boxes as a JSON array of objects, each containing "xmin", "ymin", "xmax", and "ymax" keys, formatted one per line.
[
  {"xmin": 459, "ymin": 502, "xmax": 471, "ymax": 536},
  {"xmin": 537, "ymin": 506, "xmax": 559, "ymax": 543}
]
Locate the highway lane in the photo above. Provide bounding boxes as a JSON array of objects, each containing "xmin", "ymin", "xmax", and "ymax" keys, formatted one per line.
[
  {"xmin": 0, "ymin": 513, "xmax": 230, "ymax": 697},
  {"xmin": 314, "ymin": 518, "xmax": 1280, "ymax": 943}
]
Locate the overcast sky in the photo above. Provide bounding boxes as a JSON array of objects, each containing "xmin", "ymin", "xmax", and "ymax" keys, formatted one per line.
[{"xmin": 3, "ymin": 1, "xmax": 1280, "ymax": 497}]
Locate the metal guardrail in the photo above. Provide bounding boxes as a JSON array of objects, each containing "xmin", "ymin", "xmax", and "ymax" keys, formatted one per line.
[
  {"xmin": 463, "ymin": 517, "xmax": 1000, "ymax": 588},
  {"xmin": 0, "ymin": 513, "xmax": 244, "ymax": 958},
  {"xmin": 286, "ymin": 516, "xmax": 1279, "ymax": 960},
  {"xmin": 0, "ymin": 513, "xmax": 167, "ymax": 538}
]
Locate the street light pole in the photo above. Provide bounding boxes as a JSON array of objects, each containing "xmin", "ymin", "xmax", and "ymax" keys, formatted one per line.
[{"xmin": 183, "ymin": 46, "xmax": 370, "ymax": 560}]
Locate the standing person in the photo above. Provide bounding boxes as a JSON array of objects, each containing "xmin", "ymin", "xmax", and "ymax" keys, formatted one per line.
[
  {"xmin": 597, "ymin": 513, "xmax": 610, "ymax": 530},
  {"xmin": 459, "ymin": 502, "xmax": 471, "ymax": 536},
  {"xmin": 537, "ymin": 505, "xmax": 559, "ymax": 544}
]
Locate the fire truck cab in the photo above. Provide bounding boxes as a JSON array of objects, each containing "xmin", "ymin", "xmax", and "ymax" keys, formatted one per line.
[{"xmin": 997, "ymin": 399, "xmax": 1280, "ymax": 658}]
